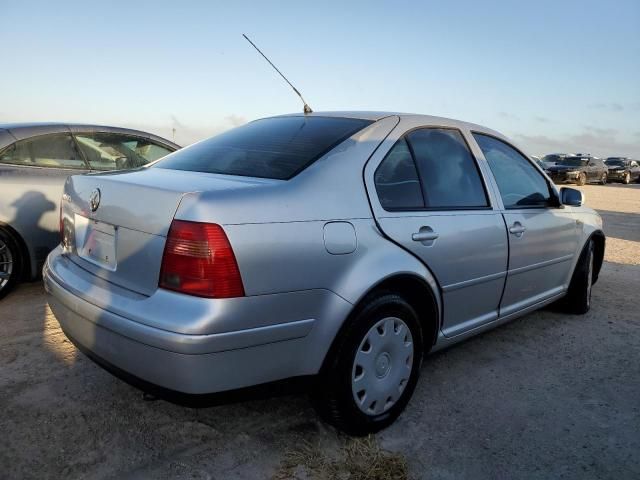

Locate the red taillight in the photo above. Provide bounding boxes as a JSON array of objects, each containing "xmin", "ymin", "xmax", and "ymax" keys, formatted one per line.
[{"xmin": 159, "ymin": 220, "xmax": 245, "ymax": 298}]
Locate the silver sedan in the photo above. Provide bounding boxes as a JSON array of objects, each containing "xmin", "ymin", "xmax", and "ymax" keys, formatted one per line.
[
  {"xmin": 0, "ymin": 123, "xmax": 178, "ymax": 299},
  {"xmin": 44, "ymin": 112, "xmax": 605, "ymax": 434}
]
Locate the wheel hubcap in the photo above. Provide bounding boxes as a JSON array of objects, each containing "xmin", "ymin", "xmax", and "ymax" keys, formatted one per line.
[
  {"xmin": 0, "ymin": 239, "xmax": 13, "ymax": 291},
  {"xmin": 375, "ymin": 352, "xmax": 391, "ymax": 378},
  {"xmin": 351, "ymin": 317, "xmax": 414, "ymax": 416}
]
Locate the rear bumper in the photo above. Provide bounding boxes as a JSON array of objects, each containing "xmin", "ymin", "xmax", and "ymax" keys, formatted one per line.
[{"xmin": 44, "ymin": 247, "xmax": 352, "ymax": 394}]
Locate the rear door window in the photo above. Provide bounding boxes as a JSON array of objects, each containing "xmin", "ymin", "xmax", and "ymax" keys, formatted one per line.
[
  {"xmin": 0, "ymin": 133, "xmax": 86, "ymax": 169},
  {"xmin": 407, "ymin": 128, "xmax": 489, "ymax": 209},
  {"xmin": 75, "ymin": 133, "xmax": 174, "ymax": 171},
  {"xmin": 153, "ymin": 116, "xmax": 372, "ymax": 180}
]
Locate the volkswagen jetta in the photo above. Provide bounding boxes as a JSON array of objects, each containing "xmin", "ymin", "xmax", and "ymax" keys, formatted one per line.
[{"xmin": 44, "ymin": 112, "xmax": 605, "ymax": 434}]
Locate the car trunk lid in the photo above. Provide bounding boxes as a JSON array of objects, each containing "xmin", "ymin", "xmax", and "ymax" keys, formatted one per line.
[{"xmin": 62, "ymin": 168, "xmax": 270, "ymax": 295}]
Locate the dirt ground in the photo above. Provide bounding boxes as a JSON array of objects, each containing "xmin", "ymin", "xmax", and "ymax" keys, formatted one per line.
[{"xmin": 1, "ymin": 184, "xmax": 639, "ymax": 479}]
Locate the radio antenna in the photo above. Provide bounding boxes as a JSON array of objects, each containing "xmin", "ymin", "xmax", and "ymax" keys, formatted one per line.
[{"xmin": 242, "ymin": 33, "xmax": 313, "ymax": 114}]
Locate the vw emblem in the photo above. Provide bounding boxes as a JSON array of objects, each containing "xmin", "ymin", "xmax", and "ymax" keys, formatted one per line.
[{"xmin": 89, "ymin": 188, "xmax": 101, "ymax": 212}]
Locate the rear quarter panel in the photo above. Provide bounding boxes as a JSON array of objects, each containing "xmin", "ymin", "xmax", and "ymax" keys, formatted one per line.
[{"xmin": 224, "ymin": 218, "xmax": 439, "ymax": 305}]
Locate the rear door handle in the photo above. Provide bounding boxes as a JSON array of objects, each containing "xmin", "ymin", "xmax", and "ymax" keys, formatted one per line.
[
  {"xmin": 508, "ymin": 222, "xmax": 526, "ymax": 237},
  {"xmin": 412, "ymin": 231, "xmax": 439, "ymax": 242}
]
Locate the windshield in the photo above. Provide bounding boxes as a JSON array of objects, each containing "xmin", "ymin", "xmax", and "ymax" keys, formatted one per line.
[
  {"xmin": 153, "ymin": 116, "xmax": 373, "ymax": 180},
  {"xmin": 542, "ymin": 154, "xmax": 563, "ymax": 163},
  {"xmin": 558, "ymin": 157, "xmax": 587, "ymax": 167},
  {"xmin": 605, "ymin": 159, "xmax": 625, "ymax": 166}
]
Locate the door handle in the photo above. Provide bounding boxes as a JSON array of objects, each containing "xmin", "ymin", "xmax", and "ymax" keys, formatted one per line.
[
  {"xmin": 412, "ymin": 230, "xmax": 439, "ymax": 242},
  {"xmin": 508, "ymin": 222, "xmax": 526, "ymax": 237}
]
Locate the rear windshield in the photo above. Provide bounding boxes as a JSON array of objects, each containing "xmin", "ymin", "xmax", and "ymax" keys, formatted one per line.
[{"xmin": 153, "ymin": 116, "xmax": 373, "ymax": 180}]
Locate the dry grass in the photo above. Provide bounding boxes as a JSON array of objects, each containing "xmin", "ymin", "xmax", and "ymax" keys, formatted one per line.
[{"xmin": 272, "ymin": 435, "xmax": 408, "ymax": 480}]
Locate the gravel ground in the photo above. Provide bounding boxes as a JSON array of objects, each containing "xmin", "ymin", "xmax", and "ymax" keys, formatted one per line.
[{"xmin": 0, "ymin": 184, "xmax": 638, "ymax": 479}]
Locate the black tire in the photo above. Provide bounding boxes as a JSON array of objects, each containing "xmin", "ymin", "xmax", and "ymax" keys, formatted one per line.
[
  {"xmin": 600, "ymin": 173, "xmax": 607, "ymax": 185},
  {"xmin": 0, "ymin": 228, "xmax": 22, "ymax": 300},
  {"xmin": 576, "ymin": 172, "xmax": 587, "ymax": 186},
  {"xmin": 623, "ymin": 172, "xmax": 630, "ymax": 185},
  {"xmin": 564, "ymin": 240, "xmax": 594, "ymax": 314},
  {"xmin": 313, "ymin": 293, "xmax": 424, "ymax": 435}
]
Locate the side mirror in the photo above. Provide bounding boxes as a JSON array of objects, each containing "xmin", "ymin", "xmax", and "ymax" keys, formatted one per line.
[{"xmin": 560, "ymin": 187, "xmax": 584, "ymax": 207}]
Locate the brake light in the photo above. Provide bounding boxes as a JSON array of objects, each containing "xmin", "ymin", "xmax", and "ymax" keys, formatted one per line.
[{"xmin": 159, "ymin": 220, "xmax": 244, "ymax": 298}]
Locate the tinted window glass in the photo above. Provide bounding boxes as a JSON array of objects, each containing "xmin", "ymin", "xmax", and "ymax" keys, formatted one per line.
[
  {"xmin": 0, "ymin": 133, "xmax": 85, "ymax": 169},
  {"xmin": 374, "ymin": 139, "xmax": 424, "ymax": 209},
  {"xmin": 75, "ymin": 133, "xmax": 174, "ymax": 171},
  {"xmin": 605, "ymin": 159, "xmax": 625, "ymax": 166},
  {"xmin": 407, "ymin": 128, "xmax": 488, "ymax": 208},
  {"xmin": 542, "ymin": 154, "xmax": 563, "ymax": 163},
  {"xmin": 560, "ymin": 156, "xmax": 588, "ymax": 166},
  {"xmin": 154, "ymin": 116, "xmax": 372, "ymax": 180},
  {"xmin": 474, "ymin": 133, "xmax": 551, "ymax": 209}
]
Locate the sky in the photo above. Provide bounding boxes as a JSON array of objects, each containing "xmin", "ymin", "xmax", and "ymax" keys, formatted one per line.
[{"xmin": 1, "ymin": 0, "xmax": 639, "ymax": 157}]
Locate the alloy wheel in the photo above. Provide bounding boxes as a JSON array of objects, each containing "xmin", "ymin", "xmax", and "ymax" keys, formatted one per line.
[{"xmin": 351, "ymin": 317, "xmax": 414, "ymax": 416}]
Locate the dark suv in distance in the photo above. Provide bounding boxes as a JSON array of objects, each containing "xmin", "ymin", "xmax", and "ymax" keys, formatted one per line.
[
  {"xmin": 546, "ymin": 155, "xmax": 608, "ymax": 185},
  {"xmin": 541, "ymin": 153, "xmax": 570, "ymax": 169},
  {"xmin": 605, "ymin": 157, "xmax": 640, "ymax": 184}
]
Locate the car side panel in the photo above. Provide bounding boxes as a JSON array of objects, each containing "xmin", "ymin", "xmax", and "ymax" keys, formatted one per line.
[
  {"xmin": 499, "ymin": 209, "xmax": 578, "ymax": 316},
  {"xmin": 224, "ymin": 218, "xmax": 441, "ymax": 308},
  {"xmin": 564, "ymin": 208, "xmax": 604, "ymax": 278},
  {"xmin": 0, "ymin": 163, "xmax": 85, "ymax": 278},
  {"xmin": 374, "ymin": 213, "xmax": 507, "ymax": 337}
]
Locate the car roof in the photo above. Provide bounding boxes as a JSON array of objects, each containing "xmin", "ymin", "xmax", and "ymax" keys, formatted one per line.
[
  {"xmin": 0, "ymin": 122, "xmax": 180, "ymax": 150},
  {"xmin": 272, "ymin": 111, "xmax": 506, "ymax": 138}
]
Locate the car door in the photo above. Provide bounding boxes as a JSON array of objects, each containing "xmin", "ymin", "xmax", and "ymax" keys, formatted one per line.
[
  {"xmin": 0, "ymin": 132, "xmax": 88, "ymax": 272},
  {"xmin": 365, "ymin": 122, "xmax": 508, "ymax": 337},
  {"xmin": 588, "ymin": 157, "xmax": 602, "ymax": 181},
  {"xmin": 472, "ymin": 133, "xmax": 579, "ymax": 317},
  {"xmin": 73, "ymin": 131, "xmax": 175, "ymax": 171}
]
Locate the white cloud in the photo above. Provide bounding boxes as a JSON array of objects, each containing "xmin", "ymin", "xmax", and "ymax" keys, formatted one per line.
[
  {"xmin": 514, "ymin": 128, "xmax": 640, "ymax": 158},
  {"xmin": 588, "ymin": 102, "xmax": 623, "ymax": 112}
]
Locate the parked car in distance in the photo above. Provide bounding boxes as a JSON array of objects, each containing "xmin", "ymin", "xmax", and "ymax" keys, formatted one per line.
[
  {"xmin": 605, "ymin": 157, "xmax": 640, "ymax": 184},
  {"xmin": 0, "ymin": 123, "xmax": 179, "ymax": 299},
  {"xmin": 44, "ymin": 112, "xmax": 605, "ymax": 435},
  {"xmin": 546, "ymin": 154, "xmax": 608, "ymax": 185},
  {"xmin": 541, "ymin": 153, "xmax": 570, "ymax": 169}
]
